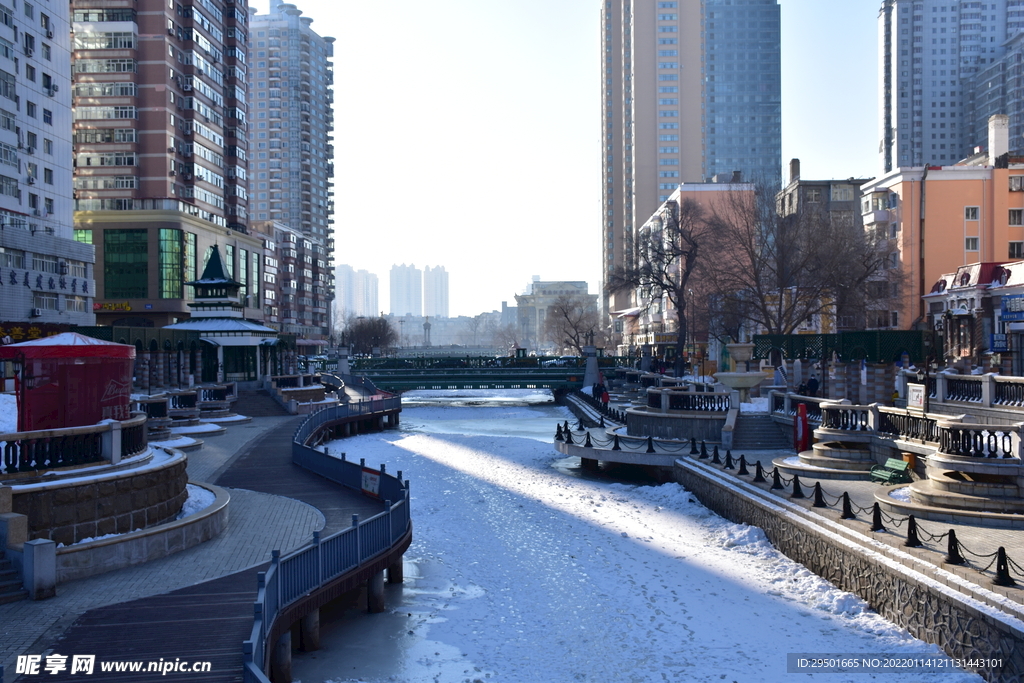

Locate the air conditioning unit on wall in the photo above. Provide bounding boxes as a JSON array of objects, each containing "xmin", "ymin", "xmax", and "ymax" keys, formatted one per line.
[{"xmin": 30, "ymin": 308, "xmax": 42, "ymax": 317}]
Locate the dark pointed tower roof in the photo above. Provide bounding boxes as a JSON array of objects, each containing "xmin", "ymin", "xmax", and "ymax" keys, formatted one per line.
[{"xmin": 187, "ymin": 244, "xmax": 242, "ymax": 287}]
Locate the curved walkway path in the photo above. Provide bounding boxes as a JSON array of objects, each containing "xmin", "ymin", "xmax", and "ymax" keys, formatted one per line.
[{"xmin": 1, "ymin": 414, "xmax": 385, "ymax": 683}]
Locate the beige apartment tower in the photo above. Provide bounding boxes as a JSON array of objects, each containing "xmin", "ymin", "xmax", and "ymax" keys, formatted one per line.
[{"xmin": 601, "ymin": 0, "xmax": 781, "ymax": 325}]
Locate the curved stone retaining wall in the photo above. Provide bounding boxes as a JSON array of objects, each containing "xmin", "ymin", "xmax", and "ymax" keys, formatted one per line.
[
  {"xmin": 56, "ymin": 482, "xmax": 228, "ymax": 583},
  {"xmin": 673, "ymin": 458, "xmax": 1024, "ymax": 682},
  {"xmin": 11, "ymin": 449, "xmax": 188, "ymax": 546}
]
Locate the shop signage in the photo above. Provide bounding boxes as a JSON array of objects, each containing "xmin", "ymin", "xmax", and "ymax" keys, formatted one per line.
[
  {"xmin": 1001, "ymin": 295, "xmax": 1024, "ymax": 321},
  {"xmin": 991, "ymin": 333, "xmax": 1011, "ymax": 353}
]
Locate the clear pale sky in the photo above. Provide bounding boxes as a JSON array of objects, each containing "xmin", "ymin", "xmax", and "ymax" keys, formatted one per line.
[{"xmin": 250, "ymin": 0, "xmax": 880, "ymax": 317}]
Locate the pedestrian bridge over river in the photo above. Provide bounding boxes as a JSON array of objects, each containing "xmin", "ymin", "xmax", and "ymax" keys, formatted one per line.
[{"xmin": 343, "ymin": 365, "xmax": 590, "ymax": 393}]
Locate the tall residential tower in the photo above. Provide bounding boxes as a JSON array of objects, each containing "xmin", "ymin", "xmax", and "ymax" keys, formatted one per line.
[
  {"xmin": 71, "ymin": 0, "xmax": 258, "ymax": 327},
  {"xmin": 246, "ymin": 0, "xmax": 335, "ymax": 241},
  {"xmin": 600, "ymin": 0, "xmax": 781, "ymax": 318},
  {"xmin": 878, "ymin": 0, "xmax": 1024, "ymax": 172}
]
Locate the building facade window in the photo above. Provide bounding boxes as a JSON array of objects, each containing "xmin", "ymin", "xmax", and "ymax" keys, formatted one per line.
[{"xmin": 103, "ymin": 229, "xmax": 148, "ymax": 299}]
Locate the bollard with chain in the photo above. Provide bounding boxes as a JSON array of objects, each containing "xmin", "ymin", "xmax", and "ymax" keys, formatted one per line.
[
  {"xmin": 647, "ymin": 436, "xmax": 656, "ymax": 454},
  {"xmin": 724, "ymin": 450, "xmax": 734, "ymax": 470},
  {"xmin": 690, "ymin": 437, "xmax": 698, "ymax": 455},
  {"xmin": 584, "ymin": 431, "xmax": 593, "ymax": 448},
  {"xmin": 565, "ymin": 429, "xmax": 574, "ymax": 445},
  {"xmin": 771, "ymin": 468, "xmax": 783, "ymax": 490},
  {"xmin": 737, "ymin": 455, "xmax": 749, "ymax": 476},
  {"xmin": 840, "ymin": 492, "xmax": 855, "ymax": 519},
  {"xmin": 905, "ymin": 515, "xmax": 922, "ymax": 547},
  {"xmin": 871, "ymin": 503, "xmax": 885, "ymax": 532},
  {"xmin": 699, "ymin": 441, "xmax": 709, "ymax": 459},
  {"xmin": 612, "ymin": 433, "xmax": 621, "ymax": 451},
  {"xmin": 812, "ymin": 482, "xmax": 826, "ymax": 508},
  {"xmin": 945, "ymin": 530, "xmax": 965, "ymax": 565},
  {"xmin": 555, "ymin": 423, "xmax": 563, "ymax": 441},
  {"xmin": 712, "ymin": 445, "xmax": 721, "ymax": 465},
  {"xmin": 791, "ymin": 474, "xmax": 805, "ymax": 499},
  {"xmin": 754, "ymin": 461, "xmax": 765, "ymax": 483},
  {"xmin": 995, "ymin": 547, "xmax": 1016, "ymax": 587}
]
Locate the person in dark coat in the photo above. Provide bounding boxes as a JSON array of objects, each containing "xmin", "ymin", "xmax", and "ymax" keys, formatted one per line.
[{"xmin": 806, "ymin": 375, "xmax": 819, "ymax": 397}]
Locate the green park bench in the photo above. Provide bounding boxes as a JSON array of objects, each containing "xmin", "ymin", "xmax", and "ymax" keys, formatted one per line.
[{"xmin": 870, "ymin": 458, "xmax": 912, "ymax": 485}]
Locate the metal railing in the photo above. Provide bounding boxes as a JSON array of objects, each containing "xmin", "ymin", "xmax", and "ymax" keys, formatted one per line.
[
  {"xmin": 945, "ymin": 377, "xmax": 983, "ymax": 403},
  {"xmin": 241, "ymin": 395, "xmax": 408, "ymax": 683},
  {"xmin": 878, "ymin": 409, "xmax": 938, "ymax": 444},
  {"xmin": 939, "ymin": 423, "xmax": 1020, "ymax": 458},
  {"xmin": 0, "ymin": 413, "xmax": 147, "ymax": 476},
  {"xmin": 770, "ymin": 391, "xmax": 825, "ymax": 424}
]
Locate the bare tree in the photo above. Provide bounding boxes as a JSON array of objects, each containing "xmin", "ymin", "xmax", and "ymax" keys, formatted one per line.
[
  {"xmin": 491, "ymin": 323, "xmax": 520, "ymax": 354},
  {"xmin": 607, "ymin": 198, "xmax": 714, "ymax": 377},
  {"xmin": 701, "ymin": 182, "xmax": 885, "ymax": 337},
  {"xmin": 543, "ymin": 293, "xmax": 602, "ymax": 356},
  {"xmin": 345, "ymin": 316, "xmax": 398, "ymax": 355}
]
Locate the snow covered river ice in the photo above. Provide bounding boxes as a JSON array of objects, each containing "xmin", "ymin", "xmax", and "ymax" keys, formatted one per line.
[{"xmin": 294, "ymin": 390, "xmax": 983, "ymax": 683}]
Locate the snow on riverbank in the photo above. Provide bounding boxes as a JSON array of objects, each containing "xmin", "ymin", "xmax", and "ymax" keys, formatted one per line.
[{"xmin": 310, "ymin": 404, "xmax": 982, "ymax": 683}]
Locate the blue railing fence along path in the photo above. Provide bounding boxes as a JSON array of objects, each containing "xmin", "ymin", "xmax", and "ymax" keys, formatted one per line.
[{"xmin": 242, "ymin": 394, "xmax": 410, "ymax": 683}]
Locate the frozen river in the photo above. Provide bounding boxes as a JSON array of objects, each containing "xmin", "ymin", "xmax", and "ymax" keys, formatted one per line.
[{"xmin": 295, "ymin": 390, "xmax": 982, "ymax": 683}]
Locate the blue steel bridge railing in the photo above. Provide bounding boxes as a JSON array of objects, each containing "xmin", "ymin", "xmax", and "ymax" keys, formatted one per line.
[{"xmin": 242, "ymin": 395, "xmax": 409, "ymax": 683}]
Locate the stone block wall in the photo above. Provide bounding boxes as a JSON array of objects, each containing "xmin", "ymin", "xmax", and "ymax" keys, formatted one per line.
[
  {"xmin": 11, "ymin": 456, "xmax": 188, "ymax": 546},
  {"xmin": 673, "ymin": 461, "xmax": 1024, "ymax": 681},
  {"xmin": 625, "ymin": 410, "xmax": 725, "ymax": 442}
]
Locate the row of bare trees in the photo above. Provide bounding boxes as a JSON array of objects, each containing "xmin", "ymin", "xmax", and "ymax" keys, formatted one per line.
[{"xmin": 608, "ymin": 182, "xmax": 894, "ymax": 376}]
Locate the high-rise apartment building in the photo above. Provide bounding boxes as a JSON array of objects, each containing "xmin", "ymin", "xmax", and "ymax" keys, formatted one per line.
[
  {"xmin": 423, "ymin": 265, "xmax": 449, "ymax": 318},
  {"xmin": 71, "ymin": 0, "xmax": 259, "ymax": 327},
  {"xmin": 335, "ymin": 264, "xmax": 379, "ymax": 319},
  {"xmin": 601, "ymin": 0, "xmax": 781, "ymax": 319},
  {"xmin": 390, "ymin": 263, "xmax": 421, "ymax": 317},
  {"xmin": 878, "ymin": 0, "xmax": 1024, "ymax": 172},
  {"xmin": 246, "ymin": 0, "xmax": 334, "ymax": 241},
  {"xmin": 0, "ymin": 0, "xmax": 97, "ymax": 327}
]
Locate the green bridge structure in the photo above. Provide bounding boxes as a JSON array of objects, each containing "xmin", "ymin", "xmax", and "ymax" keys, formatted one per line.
[{"xmin": 315, "ymin": 356, "xmax": 626, "ymax": 394}]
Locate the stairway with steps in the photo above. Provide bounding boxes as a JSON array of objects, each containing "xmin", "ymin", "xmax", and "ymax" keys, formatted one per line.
[
  {"xmin": 0, "ymin": 549, "xmax": 27, "ymax": 604},
  {"xmin": 732, "ymin": 414, "xmax": 793, "ymax": 450},
  {"xmin": 234, "ymin": 389, "xmax": 293, "ymax": 417}
]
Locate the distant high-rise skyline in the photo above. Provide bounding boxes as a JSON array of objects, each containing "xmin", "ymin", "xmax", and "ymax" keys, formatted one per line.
[
  {"xmin": 335, "ymin": 264, "xmax": 379, "ymax": 318},
  {"xmin": 423, "ymin": 265, "xmax": 449, "ymax": 318},
  {"xmin": 600, "ymin": 0, "xmax": 781, "ymax": 318},
  {"xmin": 390, "ymin": 263, "xmax": 422, "ymax": 317}
]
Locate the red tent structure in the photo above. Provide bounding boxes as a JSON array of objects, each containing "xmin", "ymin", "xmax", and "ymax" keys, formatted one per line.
[{"xmin": 0, "ymin": 333, "xmax": 135, "ymax": 432}]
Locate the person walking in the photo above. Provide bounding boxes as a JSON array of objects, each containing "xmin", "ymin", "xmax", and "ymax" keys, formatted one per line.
[{"xmin": 806, "ymin": 374, "xmax": 819, "ymax": 397}]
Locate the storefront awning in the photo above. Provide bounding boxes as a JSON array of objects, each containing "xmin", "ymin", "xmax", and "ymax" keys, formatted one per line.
[{"xmin": 199, "ymin": 338, "xmax": 221, "ymax": 347}]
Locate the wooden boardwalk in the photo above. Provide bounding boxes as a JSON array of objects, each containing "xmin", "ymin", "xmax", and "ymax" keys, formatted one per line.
[{"xmin": 14, "ymin": 419, "xmax": 388, "ymax": 683}]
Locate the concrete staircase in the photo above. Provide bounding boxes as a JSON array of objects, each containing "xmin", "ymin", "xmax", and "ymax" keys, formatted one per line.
[
  {"xmin": 732, "ymin": 414, "xmax": 792, "ymax": 450},
  {"xmin": 235, "ymin": 390, "xmax": 293, "ymax": 417},
  {"xmin": 0, "ymin": 549, "xmax": 27, "ymax": 604}
]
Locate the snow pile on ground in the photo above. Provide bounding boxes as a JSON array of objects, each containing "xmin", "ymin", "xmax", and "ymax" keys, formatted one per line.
[
  {"xmin": 176, "ymin": 483, "xmax": 216, "ymax": 519},
  {"xmin": 307, "ymin": 403, "xmax": 982, "ymax": 683},
  {"xmin": 150, "ymin": 436, "xmax": 199, "ymax": 449},
  {"xmin": 740, "ymin": 396, "xmax": 770, "ymax": 413},
  {"xmin": 57, "ymin": 530, "xmax": 141, "ymax": 548},
  {"xmin": 889, "ymin": 486, "xmax": 914, "ymax": 502},
  {"xmin": 170, "ymin": 423, "xmax": 223, "ymax": 434},
  {"xmin": 0, "ymin": 392, "xmax": 17, "ymax": 433}
]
